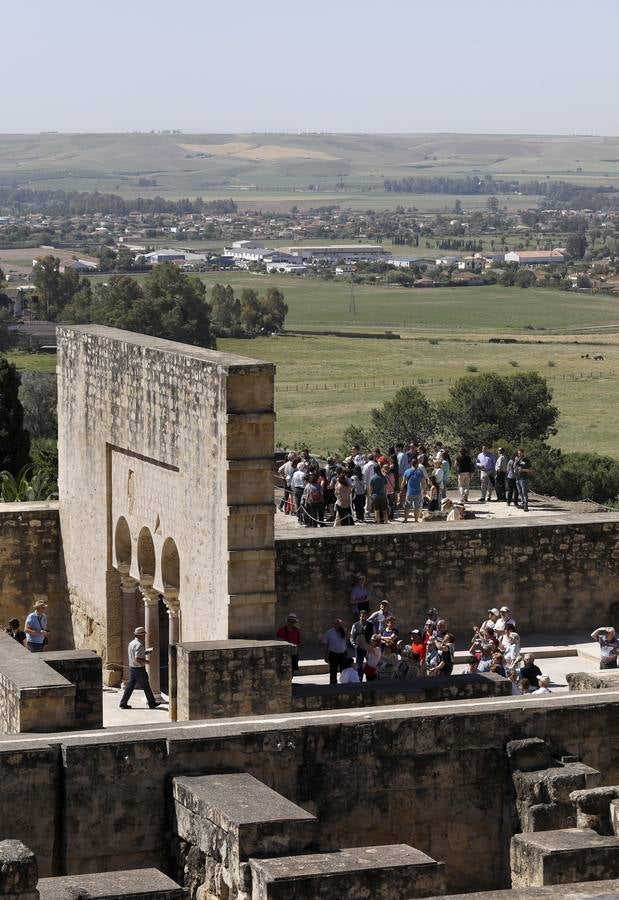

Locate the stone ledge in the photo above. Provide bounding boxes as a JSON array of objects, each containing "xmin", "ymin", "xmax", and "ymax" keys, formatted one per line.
[{"xmin": 38, "ymin": 868, "xmax": 186, "ymax": 898}]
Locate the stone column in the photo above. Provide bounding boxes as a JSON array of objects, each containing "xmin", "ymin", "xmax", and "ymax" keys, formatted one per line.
[
  {"xmin": 118, "ymin": 566, "xmax": 138, "ymax": 687},
  {"xmin": 164, "ymin": 589, "xmax": 180, "ymax": 721},
  {"xmin": 140, "ymin": 580, "xmax": 161, "ymax": 701}
]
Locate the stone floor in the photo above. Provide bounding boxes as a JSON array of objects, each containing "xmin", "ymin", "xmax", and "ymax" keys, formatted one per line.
[{"xmin": 274, "ymin": 488, "xmax": 602, "ymax": 537}]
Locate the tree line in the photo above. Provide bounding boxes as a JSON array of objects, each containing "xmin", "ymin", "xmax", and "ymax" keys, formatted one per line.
[
  {"xmin": 0, "ymin": 187, "xmax": 237, "ymax": 216},
  {"xmin": 29, "ymin": 258, "xmax": 288, "ymax": 347}
]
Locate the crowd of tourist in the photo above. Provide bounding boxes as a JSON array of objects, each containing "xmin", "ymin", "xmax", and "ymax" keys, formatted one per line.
[
  {"xmin": 276, "ymin": 583, "xmax": 618, "ymax": 693},
  {"xmin": 277, "ymin": 441, "xmax": 533, "ymax": 527}
]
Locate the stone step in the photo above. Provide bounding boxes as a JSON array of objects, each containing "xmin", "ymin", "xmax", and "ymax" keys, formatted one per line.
[
  {"xmin": 173, "ymin": 773, "xmax": 318, "ymax": 897},
  {"xmin": 38, "ymin": 868, "xmax": 187, "ymax": 899},
  {"xmin": 511, "ymin": 827, "xmax": 619, "ymax": 887},
  {"xmin": 249, "ymin": 844, "xmax": 445, "ymax": 899}
]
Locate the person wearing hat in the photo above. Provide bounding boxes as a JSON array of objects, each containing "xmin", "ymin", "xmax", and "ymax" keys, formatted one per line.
[
  {"xmin": 410, "ymin": 629, "xmax": 426, "ymax": 669},
  {"xmin": 495, "ymin": 606, "xmax": 515, "ymax": 639},
  {"xmin": 119, "ymin": 626, "xmax": 160, "ymax": 709},
  {"xmin": 277, "ymin": 614, "xmax": 301, "ymax": 672},
  {"xmin": 532, "ymin": 675, "xmax": 552, "ymax": 694},
  {"xmin": 25, "ymin": 598, "xmax": 49, "ymax": 652}
]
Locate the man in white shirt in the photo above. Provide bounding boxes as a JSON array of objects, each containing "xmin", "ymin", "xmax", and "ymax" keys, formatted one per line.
[
  {"xmin": 495, "ymin": 606, "xmax": 516, "ymax": 639},
  {"xmin": 119, "ymin": 626, "xmax": 160, "ymax": 709},
  {"xmin": 362, "ymin": 454, "xmax": 376, "ymax": 515},
  {"xmin": 350, "ymin": 445, "xmax": 366, "ymax": 468}
]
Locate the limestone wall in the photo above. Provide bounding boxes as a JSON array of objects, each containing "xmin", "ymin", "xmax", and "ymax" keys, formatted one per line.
[
  {"xmin": 0, "ymin": 502, "xmax": 71, "ymax": 647},
  {"xmin": 56, "ymin": 326, "xmax": 276, "ymax": 683},
  {"xmin": 0, "ymin": 692, "xmax": 618, "ymax": 890},
  {"xmin": 275, "ymin": 514, "xmax": 619, "ymax": 641}
]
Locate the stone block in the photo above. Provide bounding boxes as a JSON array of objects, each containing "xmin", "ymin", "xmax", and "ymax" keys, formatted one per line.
[
  {"xmin": 510, "ymin": 828, "xmax": 619, "ymax": 887},
  {"xmin": 570, "ymin": 786, "xmax": 619, "ymax": 834},
  {"xmin": 176, "ymin": 640, "xmax": 292, "ymax": 720},
  {"xmin": 37, "ymin": 868, "xmax": 186, "ymax": 898},
  {"xmin": 40, "ymin": 650, "xmax": 103, "ymax": 729},
  {"xmin": 0, "ymin": 840, "xmax": 38, "ymax": 899},
  {"xmin": 249, "ymin": 844, "xmax": 446, "ymax": 899},
  {"xmin": 612, "ymin": 799, "xmax": 619, "ymax": 837},
  {"xmin": 506, "ymin": 738, "xmax": 551, "ymax": 772},
  {"xmin": 173, "ymin": 773, "xmax": 317, "ymax": 899},
  {"xmin": 227, "ymin": 372, "xmax": 274, "ymax": 414},
  {"xmin": 425, "ymin": 879, "xmax": 619, "ymax": 898},
  {"xmin": 567, "ymin": 670, "xmax": 619, "ymax": 691}
]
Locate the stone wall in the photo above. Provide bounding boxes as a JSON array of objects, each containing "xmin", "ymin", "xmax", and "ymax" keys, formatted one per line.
[
  {"xmin": 56, "ymin": 325, "xmax": 276, "ymax": 685},
  {"xmin": 176, "ymin": 639, "xmax": 292, "ymax": 719},
  {"xmin": 0, "ymin": 503, "xmax": 71, "ymax": 648},
  {"xmin": 275, "ymin": 514, "xmax": 619, "ymax": 642},
  {"xmin": 1, "ymin": 691, "xmax": 619, "ymax": 890}
]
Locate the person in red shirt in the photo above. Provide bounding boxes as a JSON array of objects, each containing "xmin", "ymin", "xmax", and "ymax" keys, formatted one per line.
[
  {"xmin": 410, "ymin": 629, "xmax": 426, "ymax": 667},
  {"xmin": 277, "ymin": 614, "xmax": 301, "ymax": 672}
]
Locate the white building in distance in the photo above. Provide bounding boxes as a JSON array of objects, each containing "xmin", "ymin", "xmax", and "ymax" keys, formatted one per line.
[{"xmin": 504, "ymin": 249, "xmax": 565, "ymax": 266}]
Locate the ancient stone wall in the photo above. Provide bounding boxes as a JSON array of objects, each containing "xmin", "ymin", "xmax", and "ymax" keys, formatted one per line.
[
  {"xmin": 275, "ymin": 514, "xmax": 619, "ymax": 642},
  {"xmin": 56, "ymin": 326, "xmax": 276, "ymax": 684},
  {"xmin": 0, "ymin": 503, "xmax": 70, "ymax": 647},
  {"xmin": 1, "ymin": 692, "xmax": 618, "ymax": 890}
]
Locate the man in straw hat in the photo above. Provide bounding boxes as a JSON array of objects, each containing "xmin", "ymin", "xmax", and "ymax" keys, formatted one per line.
[
  {"xmin": 25, "ymin": 597, "xmax": 49, "ymax": 652},
  {"xmin": 119, "ymin": 626, "xmax": 161, "ymax": 709}
]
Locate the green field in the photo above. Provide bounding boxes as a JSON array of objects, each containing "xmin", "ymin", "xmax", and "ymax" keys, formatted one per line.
[{"xmin": 195, "ymin": 274, "xmax": 619, "ymax": 334}]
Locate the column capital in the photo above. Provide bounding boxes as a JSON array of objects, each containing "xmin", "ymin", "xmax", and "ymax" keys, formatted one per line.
[
  {"xmin": 163, "ymin": 588, "xmax": 180, "ymax": 617},
  {"xmin": 139, "ymin": 583, "xmax": 160, "ymax": 607}
]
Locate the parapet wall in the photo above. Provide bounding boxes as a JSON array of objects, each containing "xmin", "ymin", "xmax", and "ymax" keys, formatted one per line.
[
  {"xmin": 275, "ymin": 514, "xmax": 619, "ymax": 642},
  {"xmin": 0, "ymin": 502, "xmax": 71, "ymax": 647}
]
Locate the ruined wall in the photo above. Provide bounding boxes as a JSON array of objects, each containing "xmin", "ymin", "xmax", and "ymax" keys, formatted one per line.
[
  {"xmin": 56, "ymin": 326, "xmax": 276, "ymax": 682},
  {"xmin": 275, "ymin": 514, "xmax": 619, "ymax": 641},
  {"xmin": 0, "ymin": 692, "xmax": 618, "ymax": 890},
  {"xmin": 0, "ymin": 503, "xmax": 70, "ymax": 647}
]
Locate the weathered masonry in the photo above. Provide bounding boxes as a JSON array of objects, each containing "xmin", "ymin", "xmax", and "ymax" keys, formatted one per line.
[
  {"xmin": 275, "ymin": 514, "xmax": 619, "ymax": 642},
  {"xmin": 57, "ymin": 325, "xmax": 276, "ymax": 687}
]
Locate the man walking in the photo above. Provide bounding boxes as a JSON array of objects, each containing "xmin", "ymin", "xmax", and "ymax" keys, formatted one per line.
[
  {"xmin": 322, "ymin": 618, "xmax": 350, "ymax": 685},
  {"xmin": 350, "ymin": 609, "xmax": 374, "ymax": 678},
  {"xmin": 476, "ymin": 444, "xmax": 496, "ymax": 502},
  {"xmin": 400, "ymin": 458, "xmax": 427, "ymax": 523},
  {"xmin": 119, "ymin": 626, "xmax": 161, "ymax": 709},
  {"xmin": 25, "ymin": 598, "xmax": 49, "ymax": 652}
]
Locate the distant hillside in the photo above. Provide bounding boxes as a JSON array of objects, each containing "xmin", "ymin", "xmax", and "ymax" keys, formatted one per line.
[{"xmin": 1, "ymin": 132, "xmax": 619, "ymax": 201}]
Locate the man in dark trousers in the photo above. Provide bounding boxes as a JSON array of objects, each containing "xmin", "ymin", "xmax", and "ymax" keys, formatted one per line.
[{"xmin": 119, "ymin": 626, "xmax": 161, "ymax": 709}]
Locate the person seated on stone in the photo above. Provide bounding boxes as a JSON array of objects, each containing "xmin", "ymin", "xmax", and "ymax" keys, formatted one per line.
[
  {"xmin": 489, "ymin": 664, "xmax": 504, "ymax": 677},
  {"xmin": 532, "ymin": 675, "xmax": 552, "ymax": 694},
  {"xmin": 480, "ymin": 608, "xmax": 499, "ymax": 632},
  {"xmin": 477, "ymin": 643, "xmax": 494, "ymax": 673},
  {"xmin": 5, "ymin": 617, "xmax": 27, "ymax": 647},
  {"xmin": 363, "ymin": 633, "xmax": 382, "ymax": 681},
  {"xmin": 376, "ymin": 637, "xmax": 400, "ymax": 679},
  {"xmin": 276, "ymin": 613, "xmax": 301, "ymax": 672},
  {"xmin": 434, "ymin": 618, "xmax": 448, "ymax": 641},
  {"xmin": 503, "ymin": 631, "xmax": 522, "ymax": 675},
  {"xmin": 519, "ymin": 653, "xmax": 542, "ymax": 688},
  {"xmin": 491, "ymin": 652, "xmax": 507, "ymax": 678},
  {"xmin": 339, "ymin": 658, "xmax": 360, "ymax": 685},
  {"xmin": 441, "ymin": 497, "xmax": 465, "ymax": 521},
  {"xmin": 518, "ymin": 676, "xmax": 532, "ymax": 694},
  {"xmin": 464, "ymin": 656, "xmax": 479, "ymax": 674},
  {"xmin": 426, "ymin": 475, "xmax": 440, "ymax": 512},
  {"xmin": 590, "ymin": 626, "xmax": 619, "ymax": 670},
  {"xmin": 381, "ymin": 615, "xmax": 399, "ymax": 645},
  {"xmin": 395, "ymin": 643, "xmax": 421, "ymax": 679},
  {"xmin": 507, "ymin": 668, "xmax": 521, "ymax": 695}
]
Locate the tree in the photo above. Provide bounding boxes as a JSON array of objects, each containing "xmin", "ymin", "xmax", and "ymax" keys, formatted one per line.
[
  {"xmin": 440, "ymin": 372, "xmax": 559, "ymax": 448},
  {"xmin": 486, "ymin": 196, "xmax": 500, "ymax": 214},
  {"xmin": 239, "ymin": 288, "xmax": 262, "ymax": 335},
  {"xmin": 261, "ymin": 287, "xmax": 288, "ymax": 333},
  {"xmin": 209, "ymin": 283, "xmax": 241, "ymax": 336},
  {"xmin": 0, "ymin": 357, "xmax": 30, "ymax": 476},
  {"xmin": 515, "ymin": 269, "xmax": 537, "ymax": 288},
  {"xmin": 130, "ymin": 262, "xmax": 214, "ymax": 348},
  {"xmin": 566, "ymin": 232, "xmax": 588, "ymax": 260},
  {"xmin": 32, "ymin": 256, "xmax": 84, "ymax": 320},
  {"xmin": 366, "ymin": 385, "xmax": 437, "ymax": 449},
  {"xmin": 19, "ymin": 372, "xmax": 57, "ymax": 439}
]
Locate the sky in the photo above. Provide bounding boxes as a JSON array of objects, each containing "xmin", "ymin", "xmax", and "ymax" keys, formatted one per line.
[{"xmin": 2, "ymin": 0, "xmax": 618, "ymax": 135}]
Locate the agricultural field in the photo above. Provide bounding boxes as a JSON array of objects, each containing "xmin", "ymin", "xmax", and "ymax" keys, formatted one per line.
[{"xmin": 4, "ymin": 131, "xmax": 619, "ymax": 210}]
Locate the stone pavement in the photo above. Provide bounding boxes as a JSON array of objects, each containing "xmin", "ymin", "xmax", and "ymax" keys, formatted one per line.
[{"xmin": 274, "ymin": 488, "xmax": 600, "ymax": 537}]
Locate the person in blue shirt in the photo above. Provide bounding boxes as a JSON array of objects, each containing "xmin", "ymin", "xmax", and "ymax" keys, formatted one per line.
[
  {"xmin": 399, "ymin": 459, "xmax": 427, "ymax": 523},
  {"xmin": 25, "ymin": 598, "xmax": 49, "ymax": 652}
]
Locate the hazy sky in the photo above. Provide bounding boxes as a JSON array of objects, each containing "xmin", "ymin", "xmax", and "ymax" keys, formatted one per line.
[{"xmin": 2, "ymin": 0, "xmax": 618, "ymax": 135}]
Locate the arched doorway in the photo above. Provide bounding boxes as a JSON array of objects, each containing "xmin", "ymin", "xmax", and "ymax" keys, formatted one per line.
[{"xmin": 161, "ymin": 537, "xmax": 181, "ymax": 713}]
